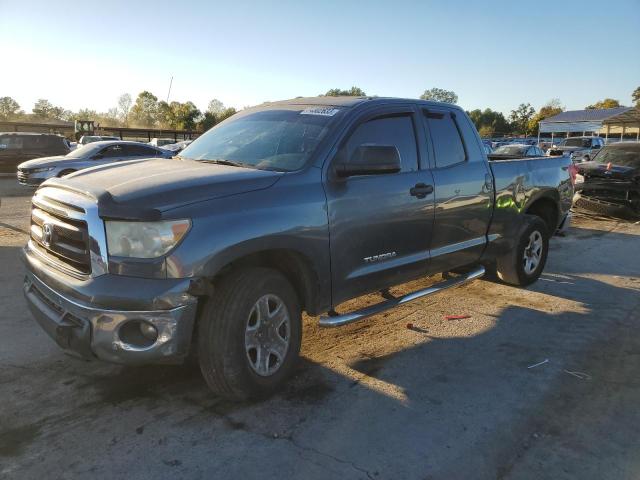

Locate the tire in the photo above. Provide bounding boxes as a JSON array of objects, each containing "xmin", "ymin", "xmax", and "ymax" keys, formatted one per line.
[
  {"xmin": 496, "ymin": 215, "xmax": 549, "ymax": 287},
  {"xmin": 58, "ymin": 169, "xmax": 76, "ymax": 177},
  {"xmin": 197, "ymin": 267, "xmax": 302, "ymax": 401}
]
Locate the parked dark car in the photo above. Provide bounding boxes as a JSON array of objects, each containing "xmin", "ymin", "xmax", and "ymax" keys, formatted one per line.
[
  {"xmin": 488, "ymin": 144, "xmax": 545, "ymax": 160},
  {"xmin": 0, "ymin": 133, "xmax": 70, "ymax": 173},
  {"xmin": 16, "ymin": 141, "xmax": 174, "ymax": 186},
  {"xmin": 573, "ymin": 142, "xmax": 640, "ymax": 218},
  {"xmin": 22, "ymin": 96, "xmax": 573, "ymax": 400}
]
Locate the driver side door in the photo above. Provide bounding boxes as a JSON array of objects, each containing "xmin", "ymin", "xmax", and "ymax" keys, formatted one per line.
[{"xmin": 324, "ymin": 107, "xmax": 435, "ymax": 305}]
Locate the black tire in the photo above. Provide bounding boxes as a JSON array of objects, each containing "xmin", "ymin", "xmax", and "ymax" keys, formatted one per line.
[
  {"xmin": 58, "ymin": 169, "xmax": 76, "ymax": 177},
  {"xmin": 197, "ymin": 267, "xmax": 302, "ymax": 401},
  {"xmin": 496, "ymin": 215, "xmax": 549, "ymax": 287}
]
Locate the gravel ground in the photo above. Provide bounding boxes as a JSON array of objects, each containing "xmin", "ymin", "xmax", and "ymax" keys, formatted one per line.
[{"xmin": 1, "ymin": 178, "xmax": 639, "ymax": 480}]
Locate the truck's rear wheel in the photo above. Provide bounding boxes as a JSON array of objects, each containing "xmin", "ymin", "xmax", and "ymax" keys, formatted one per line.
[
  {"xmin": 496, "ymin": 215, "xmax": 549, "ymax": 287},
  {"xmin": 197, "ymin": 267, "xmax": 301, "ymax": 401}
]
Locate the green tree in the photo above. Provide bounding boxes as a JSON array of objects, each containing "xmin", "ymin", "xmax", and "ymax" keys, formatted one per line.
[
  {"xmin": 0, "ymin": 97, "xmax": 22, "ymax": 119},
  {"xmin": 129, "ymin": 91, "xmax": 159, "ymax": 127},
  {"xmin": 158, "ymin": 101, "xmax": 202, "ymax": 130},
  {"xmin": 323, "ymin": 86, "xmax": 366, "ymax": 97},
  {"xmin": 467, "ymin": 108, "xmax": 511, "ymax": 136},
  {"xmin": 419, "ymin": 87, "xmax": 458, "ymax": 104},
  {"xmin": 586, "ymin": 98, "xmax": 621, "ymax": 110},
  {"xmin": 527, "ymin": 99, "xmax": 564, "ymax": 134},
  {"xmin": 631, "ymin": 86, "xmax": 640, "ymax": 106},
  {"xmin": 32, "ymin": 99, "xmax": 66, "ymax": 120},
  {"xmin": 509, "ymin": 103, "xmax": 535, "ymax": 135}
]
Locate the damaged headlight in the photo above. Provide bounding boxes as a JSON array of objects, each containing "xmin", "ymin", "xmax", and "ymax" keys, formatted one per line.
[{"xmin": 105, "ymin": 219, "xmax": 191, "ymax": 258}]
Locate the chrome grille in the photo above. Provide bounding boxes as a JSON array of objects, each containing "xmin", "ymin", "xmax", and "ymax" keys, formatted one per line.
[
  {"xmin": 17, "ymin": 169, "xmax": 29, "ymax": 184},
  {"xmin": 30, "ymin": 191, "xmax": 91, "ymax": 274}
]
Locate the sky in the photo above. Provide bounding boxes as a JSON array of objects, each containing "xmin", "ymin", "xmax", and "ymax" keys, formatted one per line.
[{"xmin": 1, "ymin": 0, "xmax": 639, "ymax": 117}]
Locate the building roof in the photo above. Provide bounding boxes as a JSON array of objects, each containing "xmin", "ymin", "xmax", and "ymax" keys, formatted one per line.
[
  {"xmin": 542, "ymin": 107, "xmax": 632, "ymax": 123},
  {"xmin": 602, "ymin": 107, "xmax": 640, "ymax": 126}
]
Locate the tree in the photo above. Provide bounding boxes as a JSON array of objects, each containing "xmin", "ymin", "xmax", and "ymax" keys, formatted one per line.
[
  {"xmin": 129, "ymin": 91, "xmax": 159, "ymax": 127},
  {"xmin": 419, "ymin": 87, "xmax": 458, "ymax": 104},
  {"xmin": 207, "ymin": 99, "xmax": 225, "ymax": 115},
  {"xmin": 631, "ymin": 86, "xmax": 640, "ymax": 106},
  {"xmin": 586, "ymin": 98, "xmax": 621, "ymax": 110},
  {"xmin": 467, "ymin": 108, "xmax": 511, "ymax": 136},
  {"xmin": 117, "ymin": 93, "xmax": 132, "ymax": 126},
  {"xmin": 527, "ymin": 98, "xmax": 564, "ymax": 134},
  {"xmin": 509, "ymin": 103, "xmax": 535, "ymax": 135},
  {"xmin": 323, "ymin": 86, "xmax": 366, "ymax": 97},
  {"xmin": 31, "ymin": 99, "xmax": 66, "ymax": 120},
  {"xmin": 0, "ymin": 97, "xmax": 22, "ymax": 119},
  {"xmin": 217, "ymin": 107, "xmax": 237, "ymax": 122},
  {"xmin": 157, "ymin": 101, "xmax": 202, "ymax": 130}
]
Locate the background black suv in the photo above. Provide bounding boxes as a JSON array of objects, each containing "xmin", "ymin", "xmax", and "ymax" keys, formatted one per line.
[{"xmin": 0, "ymin": 132, "xmax": 70, "ymax": 173}]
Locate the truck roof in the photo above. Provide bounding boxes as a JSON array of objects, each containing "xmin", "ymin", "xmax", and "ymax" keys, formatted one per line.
[{"xmin": 261, "ymin": 96, "xmax": 461, "ymax": 110}]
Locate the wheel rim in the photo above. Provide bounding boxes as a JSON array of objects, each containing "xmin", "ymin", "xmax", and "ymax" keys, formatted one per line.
[
  {"xmin": 244, "ymin": 294, "xmax": 291, "ymax": 377},
  {"xmin": 523, "ymin": 230, "xmax": 543, "ymax": 275}
]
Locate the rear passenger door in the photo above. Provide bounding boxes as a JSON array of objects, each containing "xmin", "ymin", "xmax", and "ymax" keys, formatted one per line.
[
  {"xmin": 325, "ymin": 106, "xmax": 435, "ymax": 305},
  {"xmin": 421, "ymin": 108, "xmax": 493, "ymax": 273}
]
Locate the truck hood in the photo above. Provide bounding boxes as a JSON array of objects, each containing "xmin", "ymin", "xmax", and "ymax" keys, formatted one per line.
[
  {"xmin": 44, "ymin": 157, "xmax": 284, "ymax": 216},
  {"xmin": 18, "ymin": 156, "xmax": 67, "ymax": 169},
  {"xmin": 577, "ymin": 161, "xmax": 639, "ymax": 181}
]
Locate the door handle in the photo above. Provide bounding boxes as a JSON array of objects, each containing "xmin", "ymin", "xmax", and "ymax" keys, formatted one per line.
[{"xmin": 410, "ymin": 183, "xmax": 434, "ymax": 198}]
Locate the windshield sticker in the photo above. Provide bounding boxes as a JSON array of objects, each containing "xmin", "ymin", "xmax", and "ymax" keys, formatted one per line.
[{"xmin": 300, "ymin": 107, "xmax": 340, "ymax": 116}]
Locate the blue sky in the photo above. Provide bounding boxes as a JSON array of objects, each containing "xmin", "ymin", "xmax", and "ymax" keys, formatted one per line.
[{"xmin": 1, "ymin": 0, "xmax": 639, "ymax": 116}]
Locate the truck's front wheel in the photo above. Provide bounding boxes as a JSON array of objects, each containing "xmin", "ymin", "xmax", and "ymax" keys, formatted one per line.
[
  {"xmin": 496, "ymin": 215, "xmax": 549, "ymax": 287},
  {"xmin": 197, "ymin": 268, "xmax": 302, "ymax": 401}
]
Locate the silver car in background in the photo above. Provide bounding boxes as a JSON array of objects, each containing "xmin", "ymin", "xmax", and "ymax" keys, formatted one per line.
[{"xmin": 16, "ymin": 141, "xmax": 174, "ymax": 186}]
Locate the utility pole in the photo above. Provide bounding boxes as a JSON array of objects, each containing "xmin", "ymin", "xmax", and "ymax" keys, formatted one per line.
[{"xmin": 166, "ymin": 76, "xmax": 173, "ymax": 103}]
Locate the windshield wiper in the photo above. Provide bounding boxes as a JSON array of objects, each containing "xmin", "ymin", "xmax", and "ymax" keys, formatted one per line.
[{"xmin": 199, "ymin": 159, "xmax": 254, "ymax": 169}]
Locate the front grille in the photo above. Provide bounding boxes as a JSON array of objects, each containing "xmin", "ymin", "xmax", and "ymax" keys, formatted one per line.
[
  {"xmin": 17, "ymin": 169, "xmax": 29, "ymax": 184},
  {"xmin": 30, "ymin": 193, "xmax": 91, "ymax": 274}
]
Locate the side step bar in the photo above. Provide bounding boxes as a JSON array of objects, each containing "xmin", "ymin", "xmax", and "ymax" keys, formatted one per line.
[{"xmin": 319, "ymin": 265, "xmax": 485, "ymax": 328}]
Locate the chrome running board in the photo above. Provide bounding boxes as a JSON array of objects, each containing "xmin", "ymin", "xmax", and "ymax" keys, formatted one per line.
[{"xmin": 319, "ymin": 266, "xmax": 485, "ymax": 328}]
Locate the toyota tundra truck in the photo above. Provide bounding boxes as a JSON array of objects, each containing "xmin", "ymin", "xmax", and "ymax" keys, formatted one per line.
[{"xmin": 22, "ymin": 97, "xmax": 575, "ymax": 400}]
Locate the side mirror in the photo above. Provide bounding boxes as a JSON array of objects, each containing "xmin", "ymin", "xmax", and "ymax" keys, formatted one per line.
[
  {"xmin": 334, "ymin": 145, "xmax": 401, "ymax": 178},
  {"xmin": 592, "ymin": 144, "xmax": 601, "ymax": 149}
]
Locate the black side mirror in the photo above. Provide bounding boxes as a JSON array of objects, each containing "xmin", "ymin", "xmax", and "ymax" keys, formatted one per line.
[
  {"xmin": 335, "ymin": 145, "xmax": 401, "ymax": 177},
  {"xmin": 592, "ymin": 144, "xmax": 601, "ymax": 149}
]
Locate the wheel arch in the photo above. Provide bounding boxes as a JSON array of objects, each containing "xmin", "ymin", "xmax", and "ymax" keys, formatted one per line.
[
  {"xmin": 208, "ymin": 248, "xmax": 326, "ymax": 316},
  {"xmin": 525, "ymin": 194, "xmax": 560, "ymax": 233}
]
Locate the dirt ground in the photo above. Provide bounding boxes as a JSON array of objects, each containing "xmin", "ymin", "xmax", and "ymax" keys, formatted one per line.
[{"xmin": 1, "ymin": 178, "xmax": 639, "ymax": 479}]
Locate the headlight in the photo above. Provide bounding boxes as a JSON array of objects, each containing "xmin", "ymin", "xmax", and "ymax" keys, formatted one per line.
[
  {"xmin": 30, "ymin": 167, "xmax": 54, "ymax": 173},
  {"xmin": 105, "ymin": 219, "xmax": 191, "ymax": 258}
]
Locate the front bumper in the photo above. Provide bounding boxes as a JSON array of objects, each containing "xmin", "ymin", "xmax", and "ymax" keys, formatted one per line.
[{"xmin": 22, "ymin": 253, "xmax": 198, "ymax": 365}]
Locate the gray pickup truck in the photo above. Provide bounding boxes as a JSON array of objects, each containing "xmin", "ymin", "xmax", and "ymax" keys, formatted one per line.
[{"xmin": 22, "ymin": 97, "xmax": 574, "ymax": 400}]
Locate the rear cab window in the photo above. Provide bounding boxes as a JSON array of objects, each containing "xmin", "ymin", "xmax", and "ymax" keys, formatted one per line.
[{"xmin": 423, "ymin": 110, "xmax": 467, "ymax": 168}]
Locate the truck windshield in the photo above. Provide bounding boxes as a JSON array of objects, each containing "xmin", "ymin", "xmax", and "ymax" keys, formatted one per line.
[
  {"xmin": 593, "ymin": 145, "xmax": 640, "ymax": 168},
  {"xmin": 562, "ymin": 138, "xmax": 591, "ymax": 147},
  {"xmin": 179, "ymin": 107, "xmax": 340, "ymax": 171},
  {"xmin": 493, "ymin": 145, "xmax": 527, "ymax": 155}
]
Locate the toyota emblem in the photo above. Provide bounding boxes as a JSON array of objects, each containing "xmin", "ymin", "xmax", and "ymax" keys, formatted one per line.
[{"xmin": 42, "ymin": 223, "xmax": 54, "ymax": 247}]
